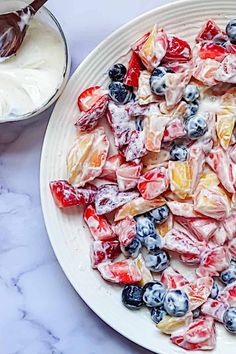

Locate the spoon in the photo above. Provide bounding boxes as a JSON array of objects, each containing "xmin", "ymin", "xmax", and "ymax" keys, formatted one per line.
[{"xmin": 0, "ymin": 0, "xmax": 48, "ymax": 61}]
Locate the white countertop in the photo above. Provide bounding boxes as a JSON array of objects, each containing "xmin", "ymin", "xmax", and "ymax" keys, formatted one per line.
[{"xmin": 0, "ymin": 1, "xmax": 173, "ymax": 353}]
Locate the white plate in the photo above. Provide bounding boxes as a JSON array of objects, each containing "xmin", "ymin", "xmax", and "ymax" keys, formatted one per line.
[{"xmin": 40, "ymin": 0, "xmax": 236, "ymax": 352}]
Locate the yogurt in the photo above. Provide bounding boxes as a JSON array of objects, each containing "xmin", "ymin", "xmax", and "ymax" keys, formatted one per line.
[{"xmin": 0, "ymin": 15, "xmax": 66, "ymax": 120}]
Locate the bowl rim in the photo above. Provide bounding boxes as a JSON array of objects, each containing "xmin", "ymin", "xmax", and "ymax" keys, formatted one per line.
[{"xmin": 0, "ymin": 4, "xmax": 71, "ymax": 124}]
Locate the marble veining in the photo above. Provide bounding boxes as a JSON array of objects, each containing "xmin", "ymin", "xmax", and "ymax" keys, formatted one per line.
[{"xmin": 0, "ymin": 1, "xmax": 173, "ymax": 353}]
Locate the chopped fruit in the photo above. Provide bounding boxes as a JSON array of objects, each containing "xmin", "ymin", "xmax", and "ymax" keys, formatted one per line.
[
  {"xmin": 144, "ymin": 111, "xmax": 170, "ymax": 152},
  {"xmin": 50, "ymin": 180, "xmax": 81, "ymax": 208},
  {"xmin": 137, "ymin": 71, "xmax": 160, "ymax": 105},
  {"xmin": 116, "ymin": 162, "xmax": 142, "ymax": 191},
  {"xmin": 169, "ymin": 161, "xmax": 192, "ymax": 199},
  {"xmin": 201, "ymin": 298, "xmax": 229, "ymax": 322},
  {"xmin": 115, "ymin": 196, "xmax": 166, "ymax": 221},
  {"xmin": 122, "ymin": 130, "xmax": 147, "ymax": 161},
  {"xmin": 217, "ymin": 280, "xmax": 236, "ymax": 306},
  {"xmin": 132, "ymin": 32, "xmax": 150, "ymax": 55},
  {"xmin": 90, "ymin": 240, "xmax": 120, "ymax": 268},
  {"xmin": 97, "ymin": 259, "xmax": 142, "ymax": 284},
  {"xmin": 114, "ymin": 216, "xmax": 136, "ymax": 247},
  {"xmin": 223, "ymin": 210, "xmax": 236, "ymax": 241},
  {"xmin": 198, "ymin": 42, "xmax": 227, "ymax": 62},
  {"xmin": 156, "ymin": 212, "xmax": 173, "ymax": 237},
  {"xmin": 94, "ymin": 184, "xmax": 139, "ymax": 215},
  {"xmin": 171, "ymin": 316, "xmax": 216, "ymax": 350},
  {"xmin": 139, "ymin": 25, "xmax": 168, "ymax": 71},
  {"xmin": 193, "ymin": 57, "xmax": 220, "ymax": 86},
  {"xmin": 175, "ymin": 216, "xmax": 218, "ymax": 242},
  {"xmin": 184, "ymin": 277, "xmax": 213, "ymax": 310},
  {"xmin": 83, "ymin": 205, "xmax": 116, "ymax": 241},
  {"xmin": 67, "ymin": 127, "xmax": 109, "ymax": 186},
  {"xmin": 109, "ymin": 63, "xmax": 127, "ymax": 82},
  {"xmin": 167, "ymin": 201, "xmax": 203, "ymax": 218},
  {"xmin": 121, "ymin": 284, "xmax": 143, "ymax": 309},
  {"xmin": 215, "ymin": 54, "xmax": 236, "ymax": 83},
  {"xmin": 124, "ymin": 52, "xmax": 143, "ymax": 87},
  {"xmin": 136, "ymin": 254, "xmax": 153, "ymax": 286},
  {"xmin": 164, "ymin": 36, "xmax": 192, "ymax": 62},
  {"xmin": 77, "ymin": 86, "xmax": 105, "ymax": 112},
  {"xmin": 163, "ymin": 120, "xmax": 186, "ymax": 142},
  {"xmin": 196, "ymin": 19, "xmax": 223, "ymax": 43},
  {"xmin": 157, "ymin": 312, "xmax": 193, "ymax": 335},
  {"xmin": 100, "ymin": 154, "xmax": 125, "ymax": 182},
  {"xmin": 161, "ymin": 266, "xmax": 189, "ymax": 289},
  {"xmin": 75, "ymin": 94, "xmax": 109, "ymax": 132},
  {"xmin": 138, "ymin": 166, "xmax": 169, "ymax": 200},
  {"xmin": 196, "ymin": 246, "xmax": 231, "ymax": 277},
  {"xmin": 216, "ymin": 103, "xmax": 236, "ymax": 151}
]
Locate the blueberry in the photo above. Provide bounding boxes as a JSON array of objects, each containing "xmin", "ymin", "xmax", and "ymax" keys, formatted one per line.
[
  {"xmin": 123, "ymin": 238, "xmax": 142, "ymax": 259},
  {"xmin": 109, "ymin": 63, "xmax": 127, "ymax": 82},
  {"xmin": 223, "ymin": 307, "xmax": 236, "ymax": 333},
  {"xmin": 143, "ymin": 281, "xmax": 166, "ymax": 307},
  {"xmin": 226, "ymin": 19, "xmax": 236, "ymax": 45},
  {"xmin": 108, "ymin": 82, "xmax": 133, "ymax": 104},
  {"xmin": 220, "ymin": 266, "xmax": 236, "ymax": 285},
  {"xmin": 209, "ymin": 281, "xmax": 219, "ymax": 299},
  {"xmin": 143, "ymin": 233, "xmax": 162, "ymax": 252},
  {"xmin": 135, "ymin": 117, "xmax": 144, "ymax": 131},
  {"xmin": 150, "ymin": 306, "xmax": 167, "ymax": 324},
  {"xmin": 135, "ymin": 215, "xmax": 156, "ymax": 242},
  {"xmin": 164, "ymin": 289, "xmax": 189, "ymax": 317},
  {"xmin": 192, "ymin": 307, "xmax": 201, "ymax": 319},
  {"xmin": 122, "ymin": 284, "xmax": 144, "ymax": 310},
  {"xmin": 150, "ymin": 66, "xmax": 173, "ymax": 95},
  {"xmin": 144, "ymin": 250, "xmax": 170, "ymax": 272},
  {"xmin": 183, "ymin": 84, "xmax": 200, "ymax": 103},
  {"xmin": 184, "ymin": 101, "xmax": 199, "ymax": 119},
  {"xmin": 148, "ymin": 205, "xmax": 170, "ymax": 224},
  {"xmin": 186, "ymin": 115, "xmax": 208, "ymax": 139},
  {"xmin": 170, "ymin": 145, "xmax": 188, "ymax": 162}
]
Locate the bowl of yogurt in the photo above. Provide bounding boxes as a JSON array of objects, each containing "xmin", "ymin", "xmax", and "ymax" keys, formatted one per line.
[{"xmin": 0, "ymin": 0, "xmax": 70, "ymax": 123}]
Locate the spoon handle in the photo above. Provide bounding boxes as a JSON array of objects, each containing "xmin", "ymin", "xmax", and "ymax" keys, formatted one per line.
[{"xmin": 28, "ymin": 0, "xmax": 48, "ymax": 14}]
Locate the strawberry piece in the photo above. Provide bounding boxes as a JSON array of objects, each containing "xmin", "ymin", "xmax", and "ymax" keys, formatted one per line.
[
  {"xmin": 163, "ymin": 118, "xmax": 186, "ymax": 142},
  {"xmin": 106, "ymin": 101, "xmax": 136, "ymax": 148},
  {"xmin": 94, "ymin": 184, "xmax": 139, "ymax": 215},
  {"xmin": 99, "ymin": 154, "xmax": 125, "ymax": 182},
  {"xmin": 164, "ymin": 36, "xmax": 192, "ymax": 62},
  {"xmin": 229, "ymin": 238, "xmax": 236, "ymax": 261},
  {"xmin": 167, "ymin": 201, "xmax": 203, "ymax": 218},
  {"xmin": 185, "ymin": 277, "xmax": 214, "ymax": 311},
  {"xmin": 132, "ymin": 32, "xmax": 150, "ymax": 55},
  {"xmin": 175, "ymin": 216, "xmax": 218, "ymax": 242},
  {"xmin": 122, "ymin": 130, "xmax": 147, "ymax": 162},
  {"xmin": 201, "ymin": 298, "xmax": 229, "ymax": 322},
  {"xmin": 226, "ymin": 42, "xmax": 236, "ymax": 54},
  {"xmin": 217, "ymin": 281, "xmax": 236, "ymax": 306},
  {"xmin": 223, "ymin": 210, "xmax": 236, "ymax": 241},
  {"xmin": 114, "ymin": 216, "xmax": 136, "ymax": 247},
  {"xmin": 215, "ymin": 54, "xmax": 236, "ymax": 83},
  {"xmin": 138, "ymin": 166, "xmax": 169, "ymax": 200},
  {"xmin": 125, "ymin": 101, "xmax": 149, "ymax": 116},
  {"xmin": 164, "ymin": 228, "xmax": 201, "ymax": 261},
  {"xmin": 77, "ymin": 86, "xmax": 105, "ymax": 112},
  {"xmin": 90, "ymin": 240, "xmax": 120, "ymax": 268},
  {"xmin": 171, "ymin": 316, "xmax": 216, "ymax": 351},
  {"xmin": 97, "ymin": 259, "xmax": 142, "ymax": 284},
  {"xmin": 124, "ymin": 52, "xmax": 142, "ymax": 87},
  {"xmin": 50, "ymin": 180, "xmax": 97, "ymax": 208},
  {"xmin": 161, "ymin": 266, "xmax": 189, "ymax": 289},
  {"xmin": 75, "ymin": 95, "xmax": 109, "ymax": 132},
  {"xmin": 116, "ymin": 162, "xmax": 142, "ymax": 191},
  {"xmin": 83, "ymin": 205, "xmax": 116, "ymax": 241},
  {"xmin": 196, "ymin": 19, "xmax": 223, "ymax": 43},
  {"xmin": 198, "ymin": 42, "xmax": 227, "ymax": 62},
  {"xmin": 196, "ymin": 246, "xmax": 231, "ymax": 277}
]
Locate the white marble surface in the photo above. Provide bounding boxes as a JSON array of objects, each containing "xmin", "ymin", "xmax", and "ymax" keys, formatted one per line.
[{"xmin": 0, "ymin": 1, "xmax": 174, "ymax": 353}]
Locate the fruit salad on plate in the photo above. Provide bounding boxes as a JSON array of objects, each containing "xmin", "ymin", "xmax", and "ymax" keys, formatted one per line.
[{"xmin": 50, "ymin": 19, "xmax": 236, "ymax": 351}]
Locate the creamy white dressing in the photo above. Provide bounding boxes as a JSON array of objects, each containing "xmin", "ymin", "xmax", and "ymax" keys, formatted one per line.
[{"xmin": 0, "ymin": 17, "xmax": 66, "ymax": 120}]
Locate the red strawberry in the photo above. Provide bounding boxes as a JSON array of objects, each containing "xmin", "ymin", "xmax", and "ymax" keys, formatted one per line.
[
  {"xmin": 138, "ymin": 166, "xmax": 169, "ymax": 200},
  {"xmin": 84, "ymin": 205, "xmax": 116, "ymax": 241},
  {"xmin": 132, "ymin": 32, "xmax": 150, "ymax": 55},
  {"xmin": 75, "ymin": 95, "xmax": 109, "ymax": 132},
  {"xmin": 114, "ymin": 216, "xmax": 136, "ymax": 247},
  {"xmin": 116, "ymin": 162, "xmax": 142, "ymax": 191},
  {"xmin": 50, "ymin": 180, "xmax": 97, "ymax": 208},
  {"xmin": 196, "ymin": 19, "xmax": 223, "ymax": 43},
  {"xmin": 99, "ymin": 154, "xmax": 125, "ymax": 182},
  {"xmin": 164, "ymin": 36, "xmax": 192, "ymax": 62},
  {"xmin": 97, "ymin": 259, "xmax": 142, "ymax": 284},
  {"xmin": 124, "ymin": 52, "xmax": 142, "ymax": 87},
  {"xmin": 77, "ymin": 86, "xmax": 105, "ymax": 112},
  {"xmin": 198, "ymin": 42, "xmax": 227, "ymax": 62},
  {"xmin": 90, "ymin": 240, "xmax": 121, "ymax": 268}
]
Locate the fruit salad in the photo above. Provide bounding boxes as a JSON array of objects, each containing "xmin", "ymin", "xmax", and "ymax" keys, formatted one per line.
[{"xmin": 50, "ymin": 19, "xmax": 236, "ymax": 351}]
